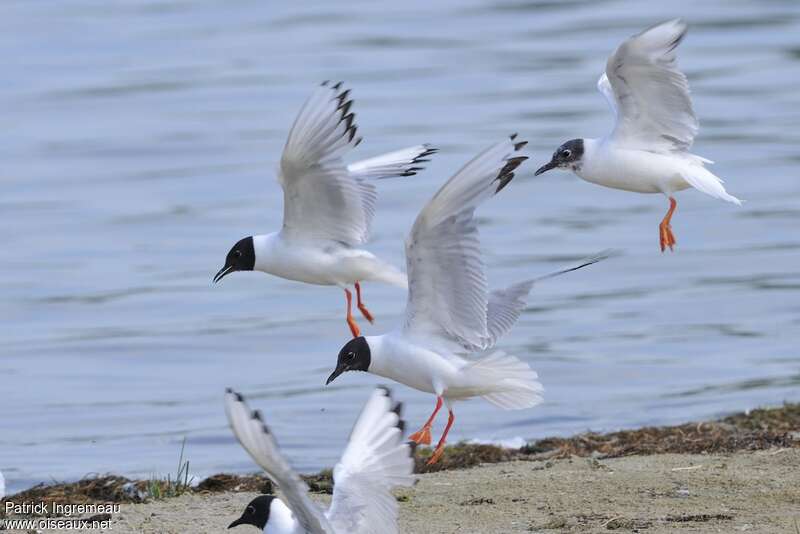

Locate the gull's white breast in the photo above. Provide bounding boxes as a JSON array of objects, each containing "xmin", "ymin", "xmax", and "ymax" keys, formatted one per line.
[
  {"xmin": 367, "ymin": 334, "xmax": 501, "ymax": 400},
  {"xmin": 366, "ymin": 334, "xmax": 467, "ymax": 396},
  {"xmin": 578, "ymin": 139, "xmax": 693, "ymax": 195},
  {"xmin": 253, "ymin": 233, "xmax": 388, "ymax": 287},
  {"xmin": 265, "ymin": 499, "xmax": 303, "ymax": 534}
]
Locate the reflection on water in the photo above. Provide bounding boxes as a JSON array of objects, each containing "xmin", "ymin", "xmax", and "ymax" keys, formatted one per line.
[{"xmin": 1, "ymin": 0, "xmax": 799, "ymax": 493}]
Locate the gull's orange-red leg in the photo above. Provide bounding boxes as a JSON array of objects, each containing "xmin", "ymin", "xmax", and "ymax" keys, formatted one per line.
[
  {"xmin": 354, "ymin": 281, "xmax": 374, "ymax": 324},
  {"xmin": 344, "ymin": 288, "xmax": 360, "ymax": 338},
  {"xmin": 659, "ymin": 197, "xmax": 678, "ymax": 252},
  {"xmin": 409, "ymin": 396, "xmax": 443, "ymax": 446},
  {"xmin": 427, "ymin": 408, "xmax": 455, "ymax": 465}
]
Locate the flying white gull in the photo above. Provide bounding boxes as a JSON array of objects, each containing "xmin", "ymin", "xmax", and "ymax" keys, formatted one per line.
[
  {"xmin": 225, "ymin": 387, "xmax": 414, "ymax": 534},
  {"xmin": 326, "ymin": 135, "xmax": 607, "ymax": 464},
  {"xmin": 535, "ymin": 19, "xmax": 741, "ymax": 252},
  {"xmin": 215, "ymin": 81, "xmax": 437, "ymax": 336}
]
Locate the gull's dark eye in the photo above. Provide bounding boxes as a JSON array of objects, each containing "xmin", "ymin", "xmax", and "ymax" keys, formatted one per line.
[
  {"xmin": 233, "ymin": 250, "xmax": 242, "ymax": 258},
  {"xmin": 247, "ymin": 505, "xmax": 255, "ymax": 514},
  {"xmin": 346, "ymin": 351, "xmax": 355, "ymax": 361},
  {"xmin": 561, "ymin": 149, "xmax": 572, "ymax": 159}
]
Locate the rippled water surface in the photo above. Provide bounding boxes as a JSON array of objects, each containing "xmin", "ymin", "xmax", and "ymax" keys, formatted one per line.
[{"xmin": 2, "ymin": 0, "xmax": 799, "ymax": 493}]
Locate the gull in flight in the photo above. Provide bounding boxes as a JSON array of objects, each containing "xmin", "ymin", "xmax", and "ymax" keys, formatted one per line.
[
  {"xmin": 214, "ymin": 81, "xmax": 437, "ymax": 336},
  {"xmin": 226, "ymin": 387, "xmax": 414, "ymax": 533},
  {"xmin": 535, "ymin": 19, "xmax": 741, "ymax": 252},
  {"xmin": 326, "ymin": 136, "xmax": 607, "ymax": 464}
]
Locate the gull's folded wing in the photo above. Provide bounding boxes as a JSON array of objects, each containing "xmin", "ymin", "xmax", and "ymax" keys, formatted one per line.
[
  {"xmin": 224, "ymin": 389, "xmax": 332, "ymax": 534},
  {"xmin": 402, "ymin": 136, "xmax": 527, "ymax": 351},
  {"xmin": 603, "ymin": 19, "xmax": 698, "ymax": 153},
  {"xmin": 326, "ymin": 387, "xmax": 415, "ymax": 534}
]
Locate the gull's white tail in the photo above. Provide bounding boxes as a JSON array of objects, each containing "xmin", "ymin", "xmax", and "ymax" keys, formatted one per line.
[
  {"xmin": 369, "ymin": 261, "xmax": 409, "ymax": 289},
  {"xmin": 465, "ymin": 351, "xmax": 544, "ymax": 410},
  {"xmin": 682, "ymin": 163, "xmax": 742, "ymax": 205},
  {"xmin": 348, "ymin": 145, "xmax": 438, "ymax": 181}
]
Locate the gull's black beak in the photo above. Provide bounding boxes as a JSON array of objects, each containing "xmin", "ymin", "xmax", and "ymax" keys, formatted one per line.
[
  {"xmin": 534, "ymin": 160, "xmax": 558, "ymax": 176},
  {"xmin": 228, "ymin": 517, "xmax": 245, "ymax": 529},
  {"xmin": 326, "ymin": 364, "xmax": 347, "ymax": 385},
  {"xmin": 213, "ymin": 264, "xmax": 234, "ymax": 284}
]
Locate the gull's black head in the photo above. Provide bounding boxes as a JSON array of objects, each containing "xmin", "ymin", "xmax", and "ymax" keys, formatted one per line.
[
  {"xmin": 214, "ymin": 236, "xmax": 255, "ymax": 283},
  {"xmin": 228, "ymin": 495, "xmax": 275, "ymax": 530},
  {"xmin": 535, "ymin": 139, "xmax": 585, "ymax": 175},
  {"xmin": 326, "ymin": 336, "xmax": 371, "ymax": 385}
]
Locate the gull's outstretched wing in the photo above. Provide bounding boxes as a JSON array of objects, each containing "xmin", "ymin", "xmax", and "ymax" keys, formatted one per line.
[
  {"xmin": 224, "ymin": 389, "xmax": 332, "ymax": 534},
  {"xmin": 326, "ymin": 387, "xmax": 415, "ymax": 534},
  {"xmin": 279, "ymin": 82, "xmax": 374, "ymax": 246},
  {"xmin": 602, "ymin": 19, "xmax": 698, "ymax": 153},
  {"xmin": 403, "ymin": 136, "xmax": 527, "ymax": 351},
  {"xmin": 347, "ymin": 145, "xmax": 437, "ymax": 181},
  {"xmin": 485, "ymin": 252, "xmax": 613, "ymax": 349}
]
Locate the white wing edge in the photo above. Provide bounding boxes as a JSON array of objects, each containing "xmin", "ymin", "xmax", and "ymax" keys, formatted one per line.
[
  {"xmin": 282, "ymin": 81, "xmax": 361, "ymax": 171},
  {"xmin": 347, "ymin": 144, "xmax": 438, "ymax": 180},
  {"xmin": 278, "ymin": 81, "xmax": 376, "ymax": 245},
  {"xmin": 597, "ymin": 72, "xmax": 618, "ymax": 119},
  {"xmin": 326, "ymin": 387, "xmax": 416, "ymax": 534}
]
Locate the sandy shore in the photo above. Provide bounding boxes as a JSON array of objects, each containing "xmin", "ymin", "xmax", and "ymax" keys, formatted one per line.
[
  {"xmin": 4, "ymin": 404, "xmax": 799, "ymax": 533},
  {"xmin": 57, "ymin": 448, "xmax": 800, "ymax": 534}
]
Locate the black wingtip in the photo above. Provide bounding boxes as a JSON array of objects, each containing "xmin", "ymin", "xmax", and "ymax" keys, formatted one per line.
[
  {"xmin": 319, "ymin": 81, "xmax": 361, "ymax": 149},
  {"xmin": 225, "ymin": 387, "xmax": 233, "ymax": 394},
  {"xmin": 533, "ymin": 249, "xmax": 619, "ymax": 284},
  {"xmin": 573, "ymin": 249, "xmax": 620, "ymax": 269},
  {"xmin": 336, "ymin": 89, "xmax": 351, "ymax": 105},
  {"xmin": 494, "ymin": 155, "xmax": 529, "ymax": 193},
  {"xmin": 338, "ymin": 99, "xmax": 353, "ymax": 117},
  {"xmin": 343, "ymin": 112, "xmax": 355, "ymax": 131},
  {"xmin": 251, "ymin": 410, "xmax": 271, "ymax": 435},
  {"xmin": 414, "ymin": 146, "xmax": 439, "ymax": 162}
]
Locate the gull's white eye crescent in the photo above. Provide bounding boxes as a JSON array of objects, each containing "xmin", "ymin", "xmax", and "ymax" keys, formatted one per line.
[
  {"xmin": 234, "ymin": 250, "xmax": 242, "ymax": 258},
  {"xmin": 247, "ymin": 505, "xmax": 256, "ymax": 514},
  {"xmin": 562, "ymin": 149, "xmax": 572, "ymax": 158}
]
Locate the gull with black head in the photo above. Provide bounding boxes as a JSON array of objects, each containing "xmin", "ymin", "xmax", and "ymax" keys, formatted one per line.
[
  {"xmin": 225, "ymin": 387, "xmax": 414, "ymax": 534},
  {"xmin": 214, "ymin": 81, "xmax": 437, "ymax": 336},
  {"xmin": 535, "ymin": 19, "xmax": 741, "ymax": 252},
  {"xmin": 327, "ymin": 135, "xmax": 608, "ymax": 464}
]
